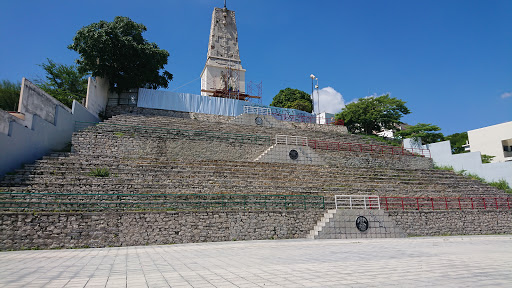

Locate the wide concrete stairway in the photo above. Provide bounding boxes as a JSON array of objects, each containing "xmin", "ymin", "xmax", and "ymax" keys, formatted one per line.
[{"xmin": 308, "ymin": 209, "xmax": 406, "ymax": 239}]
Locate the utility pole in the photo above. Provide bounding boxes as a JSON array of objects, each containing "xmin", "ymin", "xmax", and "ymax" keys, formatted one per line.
[
  {"xmin": 310, "ymin": 74, "xmax": 316, "ymax": 114},
  {"xmin": 315, "ymin": 78, "xmax": 319, "ymax": 114}
]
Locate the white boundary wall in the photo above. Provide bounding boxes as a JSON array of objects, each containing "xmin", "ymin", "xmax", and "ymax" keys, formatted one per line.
[
  {"xmin": 85, "ymin": 77, "xmax": 110, "ymax": 118},
  {"xmin": 0, "ymin": 78, "xmax": 99, "ymax": 176},
  {"xmin": 137, "ymin": 89, "xmax": 313, "ymax": 118},
  {"xmin": 404, "ymin": 139, "xmax": 512, "ymax": 187}
]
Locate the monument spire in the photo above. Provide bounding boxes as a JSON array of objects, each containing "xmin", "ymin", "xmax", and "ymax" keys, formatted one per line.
[{"xmin": 200, "ymin": 4, "xmax": 246, "ymax": 98}]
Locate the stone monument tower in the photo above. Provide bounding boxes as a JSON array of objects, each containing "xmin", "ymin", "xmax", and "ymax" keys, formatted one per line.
[{"xmin": 200, "ymin": 3, "xmax": 246, "ymax": 98}]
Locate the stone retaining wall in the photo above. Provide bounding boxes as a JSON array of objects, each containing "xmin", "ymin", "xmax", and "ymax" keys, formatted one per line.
[
  {"xmin": 0, "ymin": 210, "xmax": 323, "ymax": 250},
  {"xmin": 388, "ymin": 210, "xmax": 512, "ymax": 236},
  {"xmin": 73, "ymin": 132, "xmax": 269, "ymax": 162},
  {"xmin": 106, "ymin": 106, "xmax": 235, "ymax": 122},
  {"xmin": 319, "ymin": 150, "xmax": 434, "ymax": 170}
]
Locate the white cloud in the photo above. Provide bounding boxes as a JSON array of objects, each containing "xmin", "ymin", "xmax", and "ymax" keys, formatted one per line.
[
  {"xmin": 501, "ymin": 92, "xmax": 512, "ymax": 99},
  {"xmin": 312, "ymin": 87, "xmax": 345, "ymax": 114}
]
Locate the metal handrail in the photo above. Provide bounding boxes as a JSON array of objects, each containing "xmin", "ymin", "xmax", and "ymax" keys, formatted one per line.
[
  {"xmin": 244, "ymin": 106, "xmax": 271, "ymax": 115},
  {"xmin": 276, "ymin": 135, "xmax": 308, "ymax": 146},
  {"xmin": 0, "ymin": 192, "xmax": 325, "ymax": 211},
  {"xmin": 335, "ymin": 195, "xmax": 381, "ymax": 210}
]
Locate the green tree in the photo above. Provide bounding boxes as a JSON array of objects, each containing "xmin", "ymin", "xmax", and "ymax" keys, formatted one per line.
[
  {"xmin": 481, "ymin": 154, "xmax": 495, "ymax": 164},
  {"xmin": 271, "ymin": 88, "xmax": 313, "ymax": 113},
  {"xmin": 0, "ymin": 80, "xmax": 21, "ymax": 111},
  {"xmin": 395, "ymin": 123, "xmax": 444, "ymax": 145},
  {"xmin": 335, "ymin": 94, "xmax": 410, "ymax": 134},
  {"xmin": 68, "ymin": 16, "xmax": 173, "ymax": 93},
  {"xmin": 36, "ymin": 59, "xmax": 89, "ymax": 108},
  {"xmin": 444, "ymin": 132, "xmax": 468, "ymax": 154}
]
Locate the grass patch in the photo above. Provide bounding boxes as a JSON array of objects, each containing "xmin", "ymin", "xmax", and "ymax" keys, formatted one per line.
[
  {"xmin": 113, "ymin": 132, "xmax": 125, "ymax": 137},
  {"xmin": 488, "ymin": 180, "xmax": 512, "ymax": 194},
  {"xmin": 88, "ymin": 168, "xmax": 110, "ymax": 177},
  {"xmin": 433, "ymin": 165, "xmax": 454, "ymax": 171}
]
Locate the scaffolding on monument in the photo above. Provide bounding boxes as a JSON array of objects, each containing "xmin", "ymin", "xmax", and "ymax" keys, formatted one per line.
[
  {"xmin": 201, "ymin": 65, "xmax": 261, "ymax": 102},
  {"xmin": 247, "ymin": 81, "xmax": 263, "ymax": 105}
]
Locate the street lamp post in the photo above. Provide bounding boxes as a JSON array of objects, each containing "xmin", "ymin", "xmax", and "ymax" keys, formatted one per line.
[
  {"xmin": 310, "ymin": 74, "xmax": 315, "ymax": 114},
  {"xmin": 315, "ymin": 78, "xmax": 319, "ymax": 115}
]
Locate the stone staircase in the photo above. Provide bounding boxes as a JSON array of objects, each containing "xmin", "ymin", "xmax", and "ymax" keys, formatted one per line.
[
  {"xmin": 2, "ymin": 108, "xmax": 511, "ymax": 250},
  {"xmin": 1, "ymin": 111, "xmax": 509, "ymax": 212},
  {"xmin": 105, "ymin": 113, "xmax": 380, "ymax": 146},
  {"xmin": 308, "ymin": 209, "xmax": 406, "ymax": 239}
]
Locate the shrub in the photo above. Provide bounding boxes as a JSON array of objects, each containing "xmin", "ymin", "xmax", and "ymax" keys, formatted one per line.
[{"xmin": 88, "ymin": 168, "xmax": 110, "ymax": 177}]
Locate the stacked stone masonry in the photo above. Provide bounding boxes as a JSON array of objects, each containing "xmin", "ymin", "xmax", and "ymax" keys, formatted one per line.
[
  {"xmin": 1, "ymin": 107, "xmax": 511, "ymax": 250},
  {"xmin": 0, "ymin": 210, "xmax": 322, "ymax": 250},
  {"xmin": 389, "ymin": 210, "xmax": 512, "ymax": 236}
]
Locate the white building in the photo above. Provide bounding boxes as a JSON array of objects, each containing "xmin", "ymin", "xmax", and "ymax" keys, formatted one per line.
[
  {"xmin": 466, "ymin": 121, "xmax": 512, "ymax": 163},
  {"xmin": 403, "ymin": 121, "xmax": 512, "ymax": 187}
]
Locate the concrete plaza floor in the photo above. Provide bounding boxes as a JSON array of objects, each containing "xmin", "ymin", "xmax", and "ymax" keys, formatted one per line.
[{"xmin": 0, "ymin": 235, "xmax": 511, "ymax": 288}]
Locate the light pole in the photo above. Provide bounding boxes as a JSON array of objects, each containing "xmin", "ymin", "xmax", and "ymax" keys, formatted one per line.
[
  {"xmin": 315, "ymin": 78, "xmax": 319, "ymax": 115},
  {"xmin": 310, "ymin": 74, "xmax": 315, "ymax": 114}
]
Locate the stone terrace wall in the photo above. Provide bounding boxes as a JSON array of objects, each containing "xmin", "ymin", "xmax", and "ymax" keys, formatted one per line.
[
  {"xmin": 318, "ymin": 150, "xmax": 434, "ymax": 170},
  {"xmin": 106, "ymin": 105, "xmax": 234, "ymax": 122},
  {"xmin": 73, "ymin": 132, "xmax": 269, "ymax": 162},
  {"xmin": 389, "ymin": 210, "xmax": 512, "ymax": 236},
  {"xmin": 0, "ymin": 210, "xmax": 323, "ymax": 250},
  {"xmin": 107, "ymin": 106, "xmax": 348, "ymax": 135}
]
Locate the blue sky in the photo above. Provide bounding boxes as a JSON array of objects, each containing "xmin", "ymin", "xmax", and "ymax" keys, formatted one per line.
[{"xmin": 1, "ymin": 0, "xmax": 510, "ymax": 135}]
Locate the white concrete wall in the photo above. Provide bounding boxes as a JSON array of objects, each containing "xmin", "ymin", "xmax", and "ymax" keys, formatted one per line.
[
  {"xmin": 316, "ymin": 112, "xmax": 334, "ymax": 125},
  {"xmin": 18, "ymin": 78, "xmax": 72, "ymax": 127},
  {"xmin": 0, "ymin": 78, "xmax": 99, "ymax": 176},
  {"xmin": 255, "ymin": 144, "xmax": 326, "ymax": 165},
  {"xmin": 404, "ymin": 139, "xmax": 512, "ymax": 187},
  {"xmin": 467, "ymin": 121, "xmax": 512, "ymax": 163},
  {"xmin": 85, "ymin": 76, "xmax": 110, "ymax": 117}
]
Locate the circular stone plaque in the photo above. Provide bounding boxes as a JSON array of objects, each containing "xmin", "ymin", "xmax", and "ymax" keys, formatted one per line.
[
  {"xmin": 255, "ymin": 117, "xmax": 263, "ymax": 125},
  {"xmin": 356, "ymin": 216, "xmax": 369, "ymax": 232},
  {"xmin": 289, "ymin": 149, "xmax": 299, "ymax": 160}
]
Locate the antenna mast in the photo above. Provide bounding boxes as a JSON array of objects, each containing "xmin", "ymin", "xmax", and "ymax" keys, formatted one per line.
[{"xmin": 224, "ymin": 0, "xmax": 226, "ymax": 8}]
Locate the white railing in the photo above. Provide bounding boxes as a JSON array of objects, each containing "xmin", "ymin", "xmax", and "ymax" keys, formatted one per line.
[
  {"xmin": 276, "ymin": 135, "xmax": 308, "ymax": 146},
  {"xmin": 404, "ymin": 147, "xmax": 431, "ymax": 158},
  {"xmin": 244, "ymin": 106, "xmax": 271, "ymax": 115},
  {"xmin": 335, "ymin": 195, "xmax": 381, "ymax": 210}
]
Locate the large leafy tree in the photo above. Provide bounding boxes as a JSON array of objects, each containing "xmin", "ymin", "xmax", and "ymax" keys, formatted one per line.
[
  {"xmin": 68, "ymin": 16, "xmax": 173, "ymax": 93},
  {"xmin": 36, "ymin": 58, "xmax": 89, "ymax": 108},
  {"xmin": 0, "ymin": 80, "xmax": 21, "ymax": 111},
  {"xmin": 395, "ymin": 123, "xmax": 444, "ymax": 145},
  {"xmin": 335, "ymin": 94, "xmax": 410, "ymax": 134},
  {"xmin": 271, "ymin": 88, "xmax": 313, "ymax": 113},
  {"xmin": 444, "ymin": 132, "xmax": 468, "ymax": 154}
]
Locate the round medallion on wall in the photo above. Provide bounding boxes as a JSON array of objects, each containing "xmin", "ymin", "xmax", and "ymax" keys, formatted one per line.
[
  {"xmin": 289, "ymin": 149, "xmax": 299, "ymax": 160},
  {"xmin": 356, "ymin": 216, "xmax": 369, "ymax": 232},
  {"xmin": 255, "ymin": 117, "xmax": 263, "ymax": 126}
]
